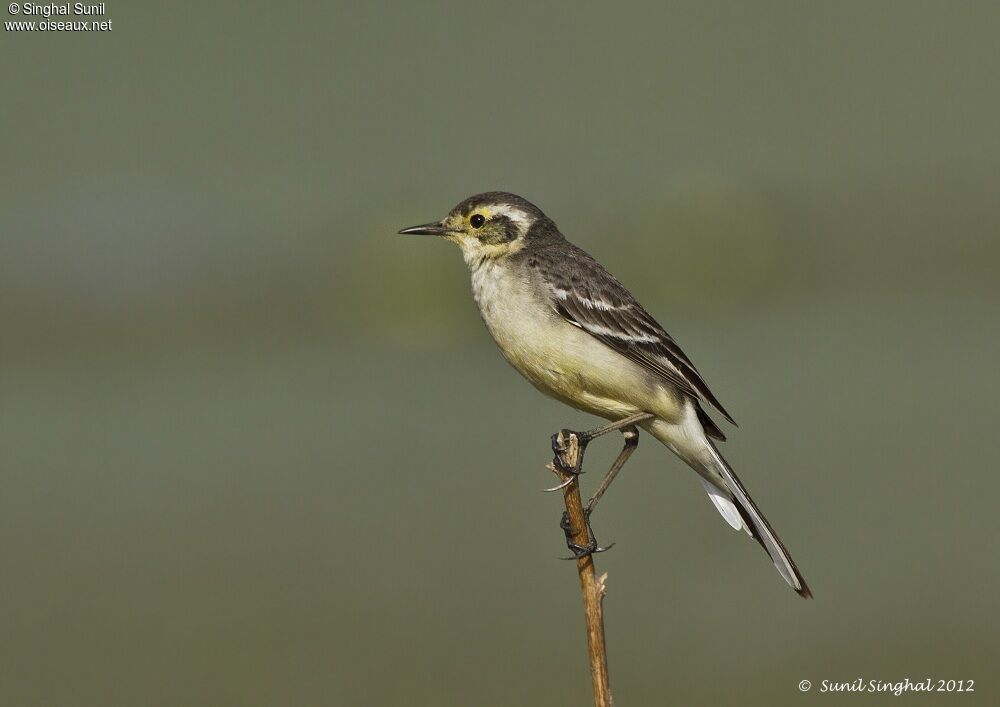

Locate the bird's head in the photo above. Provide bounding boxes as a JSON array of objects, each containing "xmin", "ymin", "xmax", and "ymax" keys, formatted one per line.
[{"xmin": 399, "ymin": 192, "xmax": 555, "ymax": 264}]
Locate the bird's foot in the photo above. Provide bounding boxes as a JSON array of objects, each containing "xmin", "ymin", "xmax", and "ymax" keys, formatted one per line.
[
  {"xmin": 544, "ymin": 429, "xmax": 587, "ymax": 492},
  {"xmin": 559, "ymin": 509, "xmax": 614, "ymax": 560},
  {"xmin": 550, "ymin": 429, "xmax": 588, "ymax": 476}
]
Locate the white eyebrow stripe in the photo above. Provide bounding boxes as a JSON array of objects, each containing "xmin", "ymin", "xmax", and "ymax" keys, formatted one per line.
[{"xmin": 493, "ymin": 204, "xmax": 532, "ymax": 229}]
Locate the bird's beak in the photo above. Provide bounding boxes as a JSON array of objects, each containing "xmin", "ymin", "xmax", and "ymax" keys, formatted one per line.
[{"xmin": 398, "ymin": 221, "xmax": 447, "ymax": 236}]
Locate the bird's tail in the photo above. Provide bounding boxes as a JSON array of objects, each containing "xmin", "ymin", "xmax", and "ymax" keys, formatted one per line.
[
  {"xmin": 646, "ymin": 416, "xmax": 812, "ymax": 598},
  {"xmin": 704, "ymin": 440, "xmax": 811, "ymax": 598}
]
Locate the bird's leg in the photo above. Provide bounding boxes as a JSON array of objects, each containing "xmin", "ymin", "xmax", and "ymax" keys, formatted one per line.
[
  {"xmin": 544, "ymin": 411, "xmax": 652, "ymax": 490},
  {"xmin": 585, "ymin": 425, "xmax": 640, "ymax": 515},
  {"xmin": 575, "ymin": 411, "xmax": 652, "ymax": 444},
  {"xmin": 548, "ymin": 412, "xmax": 654, "ymax": 557},
  {"xmin": 545, "ymin": 412, "xmax": 654, "ymax": 482}
]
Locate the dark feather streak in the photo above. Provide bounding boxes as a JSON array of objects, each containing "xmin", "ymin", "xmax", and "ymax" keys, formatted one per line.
[{"xmin": 529, "ymin": 241, "xmax": 737, "ymax": 426}]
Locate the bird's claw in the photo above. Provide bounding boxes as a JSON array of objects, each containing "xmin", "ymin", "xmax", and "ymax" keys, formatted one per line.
[
  {"xmin": 544, "ymin": 431, "xmax": 584, "ymax": 490},
  {"xmin": 542, "ymin": 475, "xmax": 576, "ymax": 493},
  {"xmin": 561, "ymin": 540, "xmax": 615, "ymax": 560},
  {"xmin": 559, "ymin": 510, "xmax": 613, "ymax": 560},
  {"xmin": 550, "ymin": 429, "xmax": 587, "ymax": 476}
]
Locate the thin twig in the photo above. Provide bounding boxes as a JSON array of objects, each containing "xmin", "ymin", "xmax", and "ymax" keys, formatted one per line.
[{"xmin": 549, "ymin": 430, "xmax": 612, "ymax": 707}]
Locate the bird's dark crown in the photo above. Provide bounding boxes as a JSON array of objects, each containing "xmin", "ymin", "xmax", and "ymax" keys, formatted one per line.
[{"xmin": 449, "ymin": 191, "xmax": 546, "ymax": 220}]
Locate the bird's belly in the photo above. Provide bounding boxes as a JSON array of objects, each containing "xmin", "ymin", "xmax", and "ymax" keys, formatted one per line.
[{"xmin": 472, "ymin": 265, "xmax": 681, "ymax": 421}]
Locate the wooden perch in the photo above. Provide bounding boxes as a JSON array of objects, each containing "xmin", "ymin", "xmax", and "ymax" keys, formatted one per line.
[{"xmin": 549, "ymin": 429, "xmax": 612, "ymax": 707}]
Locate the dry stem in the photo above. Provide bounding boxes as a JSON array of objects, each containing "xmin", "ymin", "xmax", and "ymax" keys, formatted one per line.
[{"xmin": 549, "ymin": 430, "xmax": 612, "ymax": 707}]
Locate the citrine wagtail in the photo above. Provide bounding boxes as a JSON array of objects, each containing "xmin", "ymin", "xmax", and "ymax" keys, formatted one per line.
[{"xmin": 400, "ymin": 192, "xmax": 810, "ymax": 598}]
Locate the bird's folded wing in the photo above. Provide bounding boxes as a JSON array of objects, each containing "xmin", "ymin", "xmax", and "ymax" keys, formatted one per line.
[{"xmin": 541, "ymin": 250, "xmax": 736, "ymax": 425}]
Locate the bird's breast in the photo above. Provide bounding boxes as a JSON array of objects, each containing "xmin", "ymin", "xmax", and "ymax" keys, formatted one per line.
[
  {"xmin": 468, "ymin": 260, "xmax": 676, "ymax": 420},
  {"xmin": 470, "ymin": 261, "xmax": 553, "ymax": 364}
]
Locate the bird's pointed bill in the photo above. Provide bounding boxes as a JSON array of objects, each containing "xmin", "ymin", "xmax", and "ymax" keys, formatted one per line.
[{"xmin": 398, "ymin": 222, "xmax": 447, "ymax": 236}]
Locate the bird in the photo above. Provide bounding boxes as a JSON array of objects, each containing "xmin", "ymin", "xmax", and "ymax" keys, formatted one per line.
[{"xmin": 399, "ymin": 192, "xmax": 810, "ymax": 598}]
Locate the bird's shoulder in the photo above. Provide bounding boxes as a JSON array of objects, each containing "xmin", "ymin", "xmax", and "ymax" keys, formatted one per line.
[
  {"xmin": 515, "ymin": 238, "xmax": 736, "ymax": 426},
  {"xmin": 516, "ymin": 239, "xmax": 660, "ymax": 329}
]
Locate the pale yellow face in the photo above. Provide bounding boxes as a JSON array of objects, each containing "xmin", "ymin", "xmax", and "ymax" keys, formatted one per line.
[{"xmin": 440, "ymin": 203, "xmax": 532, "ymax": 262}]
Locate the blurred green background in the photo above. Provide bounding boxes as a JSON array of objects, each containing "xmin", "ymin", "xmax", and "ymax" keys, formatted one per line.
[{"xmin": 2, "ymin": 2, "xmax": 998, "ymax": 705}]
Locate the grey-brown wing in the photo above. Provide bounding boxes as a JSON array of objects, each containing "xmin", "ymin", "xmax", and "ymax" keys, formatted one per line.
[{"xmin": 535, "ymin": 246, "xmax": 736, "ymax": 425}]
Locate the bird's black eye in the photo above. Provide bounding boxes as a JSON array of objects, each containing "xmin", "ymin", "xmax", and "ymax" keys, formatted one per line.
[{"xmin": 470, "ymin": 214, "xmax": 486, "ymax": 228}]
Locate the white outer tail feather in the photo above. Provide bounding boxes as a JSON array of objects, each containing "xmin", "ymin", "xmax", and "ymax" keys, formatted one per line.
[
  {"xmin": 699, "ymin": 477, "xmax": 747, "ymax": 532},
  {"xmin": 645, "ymin": 409, "xmax": 809, "ymax": 597},
  {"xmin": 702, "ymin": 441, "xmax": 804, "ymax": 594}
]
